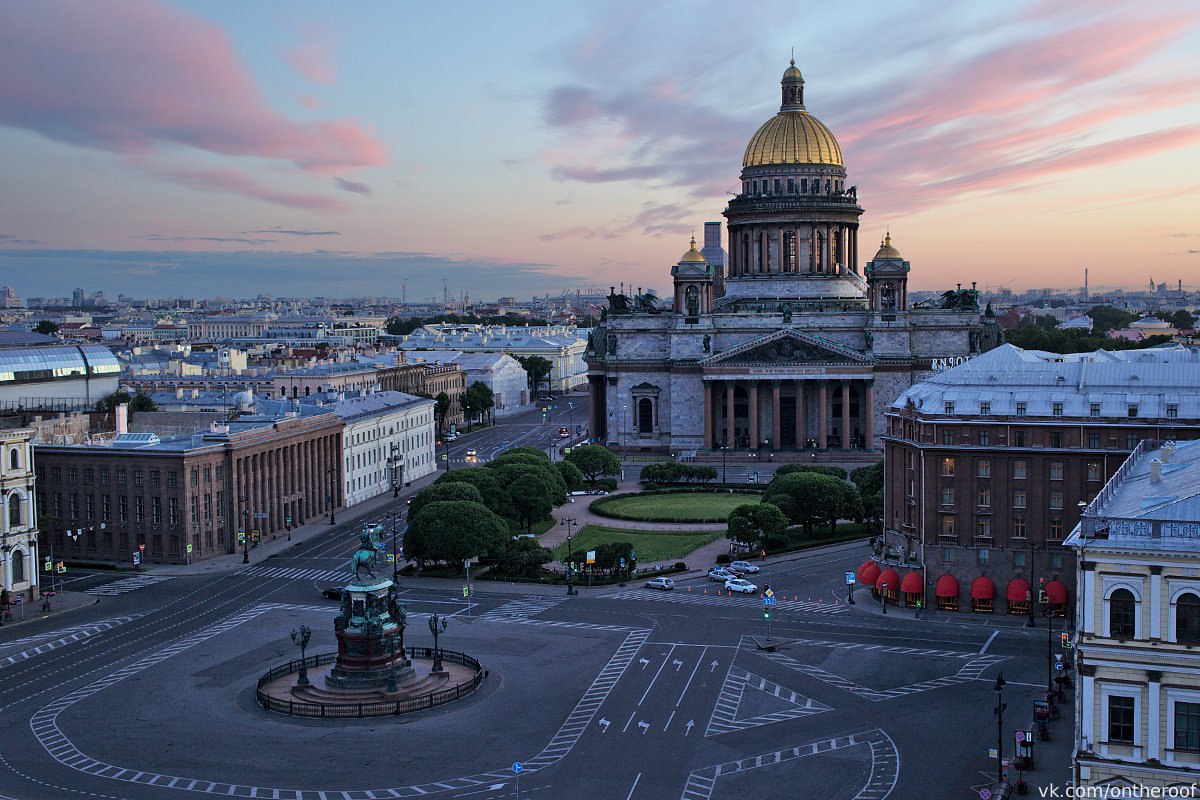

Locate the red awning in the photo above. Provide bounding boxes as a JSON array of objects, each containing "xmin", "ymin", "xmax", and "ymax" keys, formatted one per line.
[
  {"xmin": 858, "ymin": 561, "xmax": 881, "ymax": 587},
  {"xmin": 971, "ymin": 576, "xmax": 996, "ymax": 600},
  {"xmin": 935, "ymin": 574, "xmax": 959, "ymax": 598},
  {"xmin": 1007, "ymin": 578, "xmax": 1031, "ymax": 603},
  {"xmin": 1045, "ymin": 580, "xmax": 1068, "ymax": 604},
  {"xmin": 900, "ymin": 571, "xmax": 923, "ymax": 594},
  {"xmin": 876, "ymin": 568, "xmax": 900, "ymax": 593}
]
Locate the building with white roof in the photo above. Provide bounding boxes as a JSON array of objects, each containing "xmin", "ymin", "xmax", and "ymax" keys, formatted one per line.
[
  {"xmin": 397, "ymin": 323, "xmax": 588, "ymax": 392},
  {"xmin": 1067, "ymin": 439, "xmax": 1200, "ymax": 791},
  {"xmin": 398, "ymin": 350, "xmax": 529, "ymax": 411},
  {"xmin": 877, "ymin": 343, "xmax": 1200, "ymax": 615}
]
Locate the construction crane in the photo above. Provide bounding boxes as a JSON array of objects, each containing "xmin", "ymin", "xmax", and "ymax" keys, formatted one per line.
[{"xmin": 984, "ymin": 279, "xmax": 1014, "ymax": 293}]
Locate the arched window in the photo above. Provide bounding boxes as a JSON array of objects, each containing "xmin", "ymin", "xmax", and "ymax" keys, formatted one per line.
[
  {"xmin": 9, "ymin": 449, "xmax": 18, "ymax": 470},
  {"xmin": 8, "ymin": 494, "xmax": 20, "ymax": 529},
  {"xmin": 11, "ymin": 550, "xmax": 24, "ymax": 584},
  {"xmin": 637, "ymin": 398, "xmax": 654, "ymax": 435},
  {"xmin": 1178, "ymin": 593, "xmax": 1200, "ymax": 643},
  {"xmin": 685, "ymin": 286, "xmax": 699, "ymax": 318},
  {"xmin": 783, "ymin": 231, "xmax": 797, "ymax": 273},
  {"xmin": 1109, "ymin": 588, "xmax": 1136, "ymax": 639}
]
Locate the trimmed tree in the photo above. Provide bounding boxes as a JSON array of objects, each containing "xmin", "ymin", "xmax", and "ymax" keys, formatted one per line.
[
  {"xmin": 129, "ymin": 392, "xmax": 157, "ymax": 412},
  {"xmin": 565, "ymin": 444, "xmax": 620, "ymax": 488},
  {"xmin": 408, "ymin": 482, "xmax": 484, "ymax": 520},
  {"xmin": 517, "ymin": 355, "xmax": 553, "ymax": 397},
  {"xmin": 555, "ymin": 460, "xmax": 583, "ymax": 492},
  {"xmin": 727, "ymin": 503, "xmax": 788, "ymax": 553},
  {"xmin": 466, "ymin": 381, "xmax": 495, "ymax": 425},
  {"xmin": 762, "ymin": 472, "xmax": 845, "ymax": 536},
  {"xmin": 508, "ymin": 472, "xmax": 557, "ymax": 534},
  {"xmin": 33, "ymin": 320, "xmax": 59, "ymax": 335},
  {"xmin": 434, "ymin": 392, "xmax": 452, "ymax": 434},
  {"xmin": 435, "ymin": 468, "xmax": 510, "ymax": 517},
  {"xmin": 405, "ymin": 500, "xmax": 509, "ymax": 568}
]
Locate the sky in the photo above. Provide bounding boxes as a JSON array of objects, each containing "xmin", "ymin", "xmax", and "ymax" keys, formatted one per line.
[{"xmin": 1, "ymin": 0, "xmax": 1199, "ymax": 302}]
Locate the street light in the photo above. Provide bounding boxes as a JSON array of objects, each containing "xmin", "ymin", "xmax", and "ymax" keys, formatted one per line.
[
  {"xmin": 239, "ymin": 496, "xmax": 250, "ymax": 564},
  {"xmin": 291, "ymin": 624, "xmax": 312, "ymax": 686},
  {"xmin": 561, "ymin": 517, "xmax": 577, "ymax": 596},
  {"xmin": 994, "ymin": 673, "xmax": 1008, "ymax": 785},
  {"xmin": 327, "ymin": 466, "xmax": 336, "ymax": 525},
  {"xmin": 720, "ymin": 444, "xmax": 729, "ymax": 484},
  {"xmin": 390, "ymin": 509, "xmax": 402, "ymax": 581},
  {"xmin": 389, "ymin": 442, "xmax": 404, "ymax": 498},
  {"xmin": 881, "ymin": 581, "xmax": 888, "ymax": 614}
]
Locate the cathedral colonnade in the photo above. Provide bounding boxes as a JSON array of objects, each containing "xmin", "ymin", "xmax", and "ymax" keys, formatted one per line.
[{"xmin": 702, "ymin": 378, "xmax": 873, "ymax": 451}]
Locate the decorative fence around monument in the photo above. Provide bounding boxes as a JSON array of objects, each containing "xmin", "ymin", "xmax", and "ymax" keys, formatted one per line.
[{"xmin": 255, "ymin": 647, "xmax": 486, "ymax": 718}]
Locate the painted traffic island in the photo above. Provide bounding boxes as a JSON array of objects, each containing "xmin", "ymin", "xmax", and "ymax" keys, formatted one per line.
[{"xmin": 257, "ymin": 529, "xmax": 485, "ymax": 718}]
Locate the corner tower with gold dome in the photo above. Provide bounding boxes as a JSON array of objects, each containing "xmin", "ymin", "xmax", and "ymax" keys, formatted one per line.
[
  {"xmin": 721, "ymin": 60, "xmax": 866, "ymax": 305},
  {"xmin": 585, "ymin": 62, "xmax": 999, "ymax": 456}
]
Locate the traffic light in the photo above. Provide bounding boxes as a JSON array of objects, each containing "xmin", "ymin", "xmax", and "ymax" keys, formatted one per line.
[
  {"xmin": 1061, "ymin": 632, "xmax": 1073, "ymax": 648},
  {"xmin": 1038, "ymin": 577, "xmax": 1048, "ymax": 606},
  {"xmin": 763, "ymin": 609, "xmax": 771, "ymax": 620}
]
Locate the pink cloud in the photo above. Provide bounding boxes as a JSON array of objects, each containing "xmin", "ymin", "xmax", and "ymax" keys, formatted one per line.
[
  {"xmin": 0, "ymin": 0, "xmax": 384, "ymax": 176},
  {"xmin": 151, "ymin": 165, "xmax": 351, "ymax": 211},
  {"xmin": 284, "ymin": 41, "xmax": 336, "ymax": 86}
]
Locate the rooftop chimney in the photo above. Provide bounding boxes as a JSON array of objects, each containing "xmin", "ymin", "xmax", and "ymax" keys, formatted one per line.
[
  {"xmin": 1150, "ymin": 458, "xmax": 1162, "ymax": 483},
  {"xmin": 115, "ymin": 403, "xmax": 129, "ymax": 434}
]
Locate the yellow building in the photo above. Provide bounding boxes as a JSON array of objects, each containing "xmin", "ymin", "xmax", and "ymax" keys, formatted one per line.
[{"xmin": 1068, "ymin": 439, "xmax": 1200, "ymax": 792}]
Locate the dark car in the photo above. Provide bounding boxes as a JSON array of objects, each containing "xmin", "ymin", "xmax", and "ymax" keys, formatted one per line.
[{"xmin": 321, "ymin": 587, "xmax": 343, "ymax": 600}]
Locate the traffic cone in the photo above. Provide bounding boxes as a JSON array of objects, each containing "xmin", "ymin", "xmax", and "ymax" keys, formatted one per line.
[
  {"xmin": 703, "ymin": 588, "xmax": 707, "ymax": 594},
  {"xmin": 688, "ymin": 586, "xmax": 692, "ymax": 593}
]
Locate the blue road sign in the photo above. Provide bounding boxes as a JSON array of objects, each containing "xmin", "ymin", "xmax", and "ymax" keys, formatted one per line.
[
  {"xmin": 512, "ymin": 762, "xmax": 523, "ymax": 774},
  {"xmin": 979, "ymin": 790, "xmax": 992, "ymax": 800},
  {"xmin": 763, "ymin": 595, "xmax": 777, "ymax": 606},
  {"xmin": 1056, "ymin": 662, "xmax": 1064, "ymax": 671},
  {"xmin": 845, "ymin": 571, "xmax": 857, "ymax": 585}
]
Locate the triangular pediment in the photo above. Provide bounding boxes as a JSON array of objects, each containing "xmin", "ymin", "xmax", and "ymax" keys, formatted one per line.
[{"xmin": 702, "ymin": 329, "xmax": 870, "ymax": 366}]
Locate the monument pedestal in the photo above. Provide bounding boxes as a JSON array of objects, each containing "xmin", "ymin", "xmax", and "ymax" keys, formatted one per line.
[{"xmin": 325, "ymin": 577, "xmax": 412, "ymax": 690}]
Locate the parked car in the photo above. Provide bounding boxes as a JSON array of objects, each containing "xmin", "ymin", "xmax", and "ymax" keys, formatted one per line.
[
  {"xmin": 724, "ymin": 578, "xmax": 758, "ymax": 594},
  {"xmin": 729, "ymin": 560, "xmax": 760, "ymax": 574},
  {"xmin": 321, "ymin": 587, "xmax": 343, "ymax": 600},
  {"xmin": 645, "ymin": 577, "xmax": 675, "ymax": 591},
  {"xmin": 708, "ymin": 567, "xmax": 735, "ymax": 582}
]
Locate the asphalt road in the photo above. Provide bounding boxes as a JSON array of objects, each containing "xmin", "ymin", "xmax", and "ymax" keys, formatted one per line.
[{"xmin": 0, "ymin": 401, "xmax": 1073, "ymax": 800}]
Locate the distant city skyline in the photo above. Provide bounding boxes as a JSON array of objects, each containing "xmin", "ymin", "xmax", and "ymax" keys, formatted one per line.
[{"xmin": 2, "ymin": 1, "xmax": 1199, "ymax": 299}]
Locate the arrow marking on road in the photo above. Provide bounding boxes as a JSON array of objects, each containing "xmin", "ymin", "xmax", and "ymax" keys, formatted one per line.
[
  {"xmin": 685, "ymin": 720, "xmax": 695, "ymax": 736},
  {"xmin": 710, "ymin": 659, "xmax": 719, "ymax": 672},
  {"xmin": 672, "ymin": 658, "xmax": 684, "ymax": 671},
  {"xmin": 598, "ymin": 718, "xmax": 610, "ymax": 732},
  {"xmin": 638, "ymin": 657, "xmax": 650, "ymax": 669},
  {"xmin": 637, "ymin": 721, "xmax": 649, "ymax": 734}
]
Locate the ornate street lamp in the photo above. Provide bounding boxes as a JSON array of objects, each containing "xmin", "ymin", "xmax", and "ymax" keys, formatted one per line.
[
  {"xmin": 384, "ymin": 631, "xmax": 401, "ymax": 693},
  {"xmin": 291, "ymin": 624, "xmax": 312, "ymax": 686},
  {"xmin": 881, "ymin": 581, "xmax": 888, "ymax": 614},
  {"xmin": 561, "ymin": 517, "xmax": 577, "ymax": 596},
  {"xmin": 993, "ymin": 673, "xmax": 1008, "ymax": 785},
  {"xmin": 327, "ymin": 466, "xmax": 336, "ymax": 525},
  {"xmin": 428, "ymin": 613, "xmax": 449, "ymax": 672}
]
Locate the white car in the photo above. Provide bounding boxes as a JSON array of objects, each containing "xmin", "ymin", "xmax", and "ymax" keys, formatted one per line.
[
  {"xmin": 645, "ymin": 577, "xmax": 675, "ymax": 591},
  {"xmin": 465, "ymin": 447, "xmax": 477, "ymax": 458},
  {"xmin": 724, "ymin": 578, "xmax": 758, "ymax": 594},
  {"xmin": 708, "ymin": 567, "xmax": 735, "ymax": 582},
  {"xmin": 729, "ymin": 560, "xmax": 760, "ymax": 574}
]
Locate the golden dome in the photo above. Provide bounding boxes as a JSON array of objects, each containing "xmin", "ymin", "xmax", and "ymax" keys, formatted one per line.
[
  {"xmin": 742, "ymin": 111, "xmax": 843, "ymax": 167},
  {"xmin": 679, "ymin": 236, "xmax": 706, "ymax": 263},
  {"xmin": 874, "ymin": 232, "xmax": 902, "ymax": 260},
  {"xmin": 783, "ymin": 59, "xmax": 803, "ymax": 80}
]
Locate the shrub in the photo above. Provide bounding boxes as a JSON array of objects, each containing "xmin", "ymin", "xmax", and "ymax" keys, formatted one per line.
[
  {"xmin": 596, "ymin": 477, "xmax": 618, "ymax": 491},
  {"xmin": 674, "ymin": 562, "xmax": 687, "ymax": 571},
  {"xmin": 773, "ymin": 464, "xmax": 848, "ymax": 481},
  {"xmin": 764, "ymin": 533, "xmax": 788, "ymax": 551},
  {"xmin": 715, "ymin": 553, "xmax": 731, "ymax": 565}
]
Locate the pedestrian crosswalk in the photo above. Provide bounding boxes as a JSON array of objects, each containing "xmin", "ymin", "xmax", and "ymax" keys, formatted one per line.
[
  {"xmin": 84, "ymin": 575, "xmax": 173, "ymax": 596},
  {"xmin": 476, "ymin": 596, "xmax": 566, "ymax": 621},
  {"xmin": 238, "ymin": 565, "xmax": 348, "ymax": 585},
  {"xmin": 605, "ymin": 588, "xmax": 850, "ymax": 614}
]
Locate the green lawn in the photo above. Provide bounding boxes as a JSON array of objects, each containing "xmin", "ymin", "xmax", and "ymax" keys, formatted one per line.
[
  {"xmin": 549, "ymin": 524, "xmax": 720, "ymax": 563},
  {"xmin": 593, "ymin": 491, "xmax": 756, "ymax": 522}
]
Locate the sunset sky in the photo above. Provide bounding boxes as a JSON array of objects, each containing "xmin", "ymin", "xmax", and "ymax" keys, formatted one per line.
[{"xmin": 1, "ymin": 0, "xmax": 1198, "ymax": 301}]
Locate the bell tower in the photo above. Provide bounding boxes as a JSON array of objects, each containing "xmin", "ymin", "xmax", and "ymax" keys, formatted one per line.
[
  {"xmin": 671, "ymin": 237, "xmax": 713, "ymax": 322},
  {"xmin": 865, "ymin": 232, "xmax": 909, "ymax": 313}
]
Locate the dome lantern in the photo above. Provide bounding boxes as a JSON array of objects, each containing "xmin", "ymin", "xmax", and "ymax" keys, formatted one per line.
[{"xmin": 781, "ymin": 58, "xmax": 805, "ymax": 111}]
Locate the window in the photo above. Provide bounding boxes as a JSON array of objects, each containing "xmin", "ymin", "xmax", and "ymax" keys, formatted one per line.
[
  {"xmin": 1016, "ymin": 402, "xmax": 1027, "ymax": 417},
  {"xmin": 978, "ymin": 431, "xmax": 990, "ymax": 446},
  {"xmin": 1013, "ymin": 519, "xmax": 1026, "ymax": 539},
  {"xmin": 8, "ymin": 495, "xmax": 20, "ymax": 529},
  {"xmin": 942, "ymin": 457, "xmax": 955, "ymax": 476},
  {"xmin": 1108, "ymin": 695, "xmax": 1136, "ymax": 744},
  {"xmin": 68, "ymin": 493, "xmax": 78, "ymax": 520},
  {"xmin": 1127, "ymin": 433, "xmax": 1139, "ymax": 450},
  {"xmin": 1167, "ymin": 404, "xmax": 1179, "ymax": 418},
  {"xmin": 83, "ymin": 468, "xmax": 94, "ymax": 484},
  {"xmin": 1178, "ymin": 593, "xmax": 1200, "ymax": 643},
  {"xmin": 169, "ymin": 498, "xmax": 179, "ymax": 525},
  {"xmin": 1050, "ymin": 461, "xmax": 1064, "ymax": 480},
  {"xmin": 980, "ymin": 402, "xmax": 991, "ymax": 415},
  {"xmin": 204, "ymin": 465, "xmax": 212, "ymax": 484},
  {"xmin": 11, "ymin": 550, "xmax": 23, "ymax": 583},
  {"xmin": 941, "ymin": 515, "xmax": 956, "ymax": 535},
  {"xmin": 942, "ymin": 548, "xmax": 952, "ymax": 563},
  {"xmin": 190, "ymin": 468, "xmax": 198, "ymax": 487},
  {"xmin": 117, "ymin": 467, "xmax": 127, "ymax": 486},
  {"xmin": 1090, "ymin": 403, "xmax": 1101, "ymax": 417},
  {"xmin": 118, "ymin": 495, "xmax": 128, "ymax": 523},
  {"xmin": 167, "ymin": 471, "xmax": 178, "ymax": 488},
  {"xmin": 215, "ymin": 465, "xmax": 223, "ymax": 481},
  {"xmin": 1014, "ymin": 431, "xmax": 1026, "ymax": 447},
  {"xmin": 978, "ymin": 549, "xmax": 990, "ymax": 565},
  {"xmin": 1013, "ymin": 460, "xmax": 1027, "ymax": 479},
  {"xmin": 1128, "ymin": 404, "xmax": 1138, "ymax": 418},
  {"xmin": 941, "ymin": 487, "xmax": 955, "ymax": 506},
  {"xmin": 101, "ymin": 494, "xmax": 111, "ymax": 522},
  {"xmin": 1014, "ymin": 551, "xmax": 1026, "ymax": 568},
  {"xmin": 943, "ymin": 430, "xmax": 955, "ymax": 445},
  {"xmin": 133, "ymin": 469, "xmax": 143, "ymax": 487},
  {"xmin": 1049, "ymin": 520, "xmax": 1063, "ymax": 540},
  {"xmin": 67, "ymin": 467, "xmax": 78, "ymax": 483},
  {"xmin": 152, "ymin": 497, "xmax": 162, "ymax": 525},
  {"xmin": 1051, "ymin": 432, "xmax": 1064, "ymax": 448},
  {"xmin": 1051, "ymin": 552, "xmax": 1063, "ymax": 569},
  {"xmin": 100, "ymin": 467, "xmax": 110, "ymax": 485},
  {"xmin": 977, "ymin": 489, "xmax": 991, "ymax": 507},
  {"xmin": 84, "ymin": 494, "xmax": 94, "ymax": 519},
  {"xmin": 52, "ymin": 467, "xmax": 62, "ymax": 482},
  {"xmin": 1087, "ymin": 462, "xmax": 1102, "ymax": 482},
  {"xmin": 977, "ymin": 459, "xmax": 991, "ymax": 478},
  {"xmin": 1109, "ymin": 589, "xmax": 1136, "ymax": 638},
  {"xmin": 1052, "ymin": 402, "xmax": 1063, "ymax": 416},
  {"xmin": 1089, "ymin": 432, "xmax": 1101, "ymax": 449},
  {"xmin": 1013, "ymin": 490, "xmax": 1027, "ymax": 508},
  {"xmin": 1049, "ymin": 491, "xmax": 1064, "ymax": 510},
  {"xmin": 944, "ymin": 402, "xmax": 955, "ymax": 414},
  {"xmin": 1175, "ymin": 702, "xmax": 1200, "ymax": 751},
  {"xmin": 976, "ymin": 518, "xmax": 992, "ymax": 538},
  {"xmin": 150, "ymin": 470, "xmax": 160, "ymax": 488}
]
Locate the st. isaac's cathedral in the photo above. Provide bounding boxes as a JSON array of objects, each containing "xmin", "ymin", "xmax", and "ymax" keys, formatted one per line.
[{"xmin": 585, "ymin": 62, "xmax": 1001, "ymax": 453}]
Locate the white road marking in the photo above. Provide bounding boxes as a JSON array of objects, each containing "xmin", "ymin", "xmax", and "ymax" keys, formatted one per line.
[
  {"xmin": 979, "ymin": 629, "xmax": 1000, "ymax": 655},
  {"xmin": 638, "ymin": 644, "xmax": 676, "ymax": 707}
]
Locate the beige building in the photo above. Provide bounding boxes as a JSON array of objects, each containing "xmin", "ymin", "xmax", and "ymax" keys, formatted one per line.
[
  {"xmin": 1068, "ymin": 439, "xmax": 1200, "ymax": 792},
  {"xmin": 1, "ymin": 427, "xmax": 39, "ymax": 602}
]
